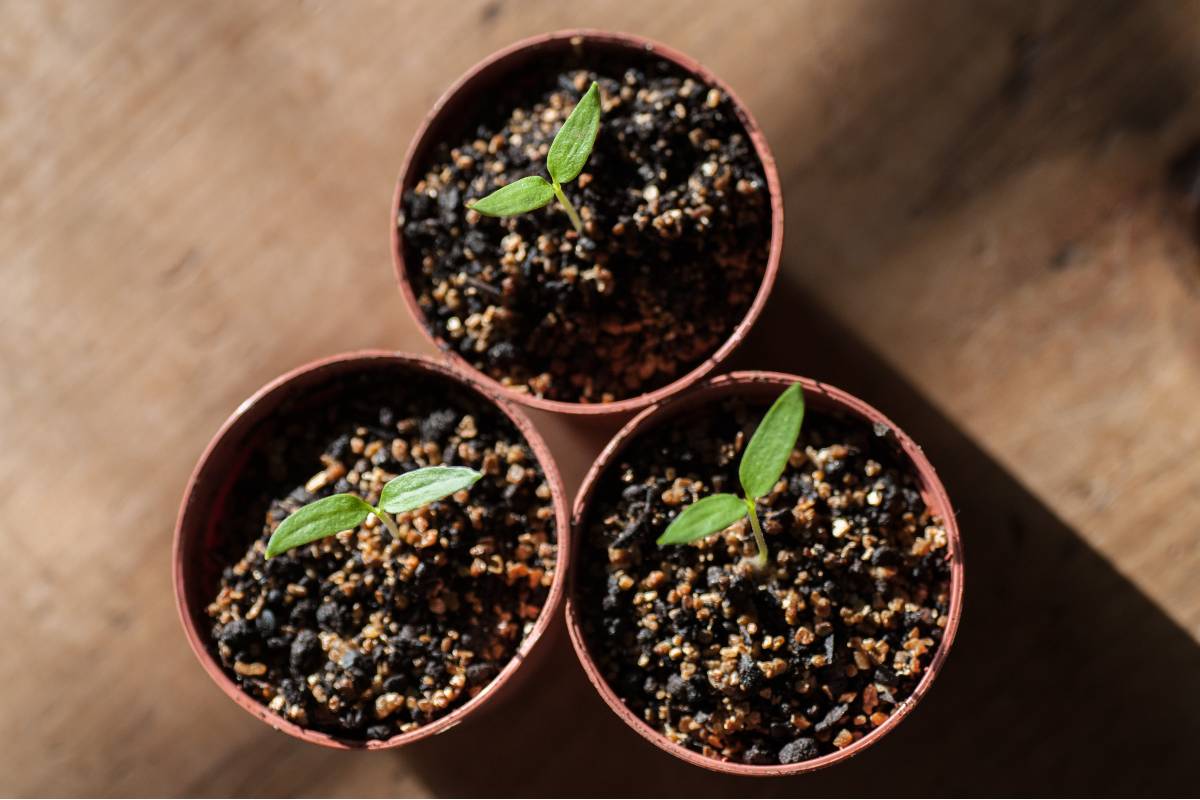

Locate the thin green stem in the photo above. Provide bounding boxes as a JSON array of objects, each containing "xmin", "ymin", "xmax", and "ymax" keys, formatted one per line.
[
  {"xmin": 552, "ymin": 181, "xmax": 584, "ymax": 233},
  {"xmin": 375, "ymin": 508, "xmax": 402, "ymax": 540},
  {"xmin": 745, "ymin": 497, "xmax": 769, "ymax": 570}
]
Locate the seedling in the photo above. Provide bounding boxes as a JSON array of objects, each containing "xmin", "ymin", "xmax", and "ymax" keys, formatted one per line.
[
  {"xmin": 467, "ymin": 82, "xmax": 601, "ymax": 234},
  {"xmin": 657, "ymin": 384, "xmax": 805, "ymax": 570},
  {"xmin": 265, "ymin": 465, "xmax": 482, "ymax": 558}
]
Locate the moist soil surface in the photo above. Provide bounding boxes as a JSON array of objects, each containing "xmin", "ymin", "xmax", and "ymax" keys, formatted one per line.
[
  {"xmin": 576, "ymin": 396, "xmax": 953, "ymax": 766},
  {"xmin": 206, "ymin": 369, "xmax": 557, "ymax": 741},
  {"xmin": 400, "ymin": 55, "xmax": 771, "ymax": 404}
]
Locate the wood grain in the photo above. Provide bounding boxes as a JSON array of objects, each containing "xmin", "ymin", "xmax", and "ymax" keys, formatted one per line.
[{"xmin": 3, "ymin": 0, "xmax": 1198, "ymax": 795}]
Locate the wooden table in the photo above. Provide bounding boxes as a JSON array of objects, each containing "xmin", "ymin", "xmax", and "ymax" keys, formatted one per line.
[{"xmin": 4, "ymin": 1, "xmax": 1199, "ymax": 795}]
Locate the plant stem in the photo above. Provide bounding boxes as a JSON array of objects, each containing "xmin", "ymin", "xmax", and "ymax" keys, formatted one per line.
[
  {"xmin": 375, "ymin": 508, "xmax": 402, "ymax": 540},
  {"xmin": 552, "ymin": 181, "xmax": 584, "ymax": 233},
  {"xmin": 745, "ymin": 497, "xmax": 770, "ymax": 570}
]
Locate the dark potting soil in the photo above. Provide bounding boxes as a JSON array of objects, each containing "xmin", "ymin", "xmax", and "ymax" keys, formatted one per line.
[
  {"xmin": 206, "ymin": 369, "xmax": 557, "ymax": 741},
  {"xmin": 576, "ymin": 397, "xmax": 953, "ymax": 765},
  {"xmin": 400, "ymin": 59, "xmax": 771, "ymax": 404}
]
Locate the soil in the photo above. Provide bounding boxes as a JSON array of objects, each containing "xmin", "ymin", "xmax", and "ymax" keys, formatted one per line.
[
  {"xmin": 205, "ymin": 369, "xmax": 557, "ymax": 741},
  {"xmin": 576, "ymin": 396, "xmax": 953, "ymax": 766},
  {"xmin": 400, "ymin": 57, "xmax": 771, "ymax": 404}
]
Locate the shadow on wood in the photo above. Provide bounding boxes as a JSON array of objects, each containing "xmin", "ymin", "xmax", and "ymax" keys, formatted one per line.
[{"xmin": 392, "ymin": 273, "xmax": 1200, "ymax": 795}]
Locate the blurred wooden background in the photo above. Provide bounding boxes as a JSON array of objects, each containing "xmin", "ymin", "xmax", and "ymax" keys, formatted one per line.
[{"xmin": 4, "ymin": 0, "xmax": 1200, "ymax": 795}]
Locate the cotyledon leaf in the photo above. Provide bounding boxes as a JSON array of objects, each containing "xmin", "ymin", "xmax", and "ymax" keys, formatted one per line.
[{"xmin": 656, "ymin": 493, "xmax": 748, "ymax": 546}]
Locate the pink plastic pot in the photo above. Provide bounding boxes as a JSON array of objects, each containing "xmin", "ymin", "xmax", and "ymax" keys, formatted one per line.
[
  {"xmin": 173, "ymin": 351, "xmax": 570, "ymax": 749},
  {"xmin": 566, "ymin": 371, "xmax": 965, "ymax": 775},
  {"xmin": 391, "ymin": 29, "xmax": 784, "ymax": 417}
]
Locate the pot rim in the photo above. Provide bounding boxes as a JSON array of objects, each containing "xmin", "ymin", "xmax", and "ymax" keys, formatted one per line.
[
  {"xmin": 390, "ymin": 28, "xmax": 784, "ymax": 417},
  {"xmin": 565, "ymin": 370, "xmax": 965, "ymax": 776},
  {"xmin": 172, "ymin": 349, "xmax": 571, "ymax": 749}
]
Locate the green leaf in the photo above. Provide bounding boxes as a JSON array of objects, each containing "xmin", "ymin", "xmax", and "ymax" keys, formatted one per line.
[
  {"xmin": 469, "ymin": 175, "xmax": 555, "ymax": 217},
  {"xmin": 378, "ymin": 466, "xmax": 483, "ymax": 514},
  {"xmin": 546, "ymin": 82, "xmax": 601, "ymax": 185},
  {"xmin": 265, "ymin": 494, "xmax": 373, "ymax": 559},
  {"xmin": 657, "ymin": 493, "xmax": 748, "ymax": 546},
  {"xmin": 739, "ymin": 383, "xmax": 806, "ymax": 500}
]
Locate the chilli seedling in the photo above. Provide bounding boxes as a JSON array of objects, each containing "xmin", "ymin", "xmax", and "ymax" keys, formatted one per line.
[
  {"xmin": 467, "ymin": 81, "xmax": 601, "ymax": 233},
  {"xmin": 265, "ymin": 465, "xmax": 482, "ymax": 558},
  {"xmin": 657, "ymin": 383, "xmax": 805, "ymax": 570}
]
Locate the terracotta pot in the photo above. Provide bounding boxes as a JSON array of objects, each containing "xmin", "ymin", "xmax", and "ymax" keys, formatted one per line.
[
  {"xmin": 566, "ymin": 371, "xmax": 965, "ymax": 775},
  {"xmin": 173, "ymin": 351, "xmax": 571, "ymax": 749},
  {"xmin": 391, "ymin": 29, "xmax": 784, "ymax": 417}
]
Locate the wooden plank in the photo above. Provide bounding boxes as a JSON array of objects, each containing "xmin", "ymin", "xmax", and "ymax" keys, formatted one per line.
[{"xmin": 2, "ymin": 0, "xmax": 1198, "ymax": 794}]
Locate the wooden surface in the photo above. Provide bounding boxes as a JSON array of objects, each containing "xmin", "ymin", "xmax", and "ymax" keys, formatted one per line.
[{"xmin": 4, "ymin": 0, "xmax": 1200, "ymax": 795}]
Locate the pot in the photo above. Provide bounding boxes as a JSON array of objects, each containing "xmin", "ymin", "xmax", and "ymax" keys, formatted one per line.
[
  {"xmin": 391, "ymin": 29, "xmax": 784, "ymax": 417},
  {"xmin": 173, "ymin": 351, "xmax": 570, "ymax": 749},
  {"xmin": 565, "ymin": 371, "xmax": 964, "ymax": 775}
]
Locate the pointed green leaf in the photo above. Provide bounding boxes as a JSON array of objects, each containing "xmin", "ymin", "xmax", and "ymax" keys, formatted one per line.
[
  {"xmin": 469, "ymin": 175, "xmax": 554, "ymax": 217},
  {"xmin": 739, "ymin": 383, "xmax": 806, "ymax": 500},
  {"xmin": 657, "ymin": 493, "xmax": 748, "ymax": 546},
  {"xmin": 546, "ymin": 82, "xmax": 601, "ymax": 185},
  {"xmin": 379, "ymin": 466, "xmax": 482, "ymax": 514},
  {"xmin": 265, "ymin": 494, "xmax": 373, "ymax": 558}
]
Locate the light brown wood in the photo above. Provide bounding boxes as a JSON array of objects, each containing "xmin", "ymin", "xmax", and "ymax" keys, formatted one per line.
[{"xmin": 3, "ymin": 0, "xmax": 1199, "ymax": 795}]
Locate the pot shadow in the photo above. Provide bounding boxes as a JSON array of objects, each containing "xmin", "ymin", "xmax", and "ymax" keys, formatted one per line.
[
  {"xmin": 726, "ymin": 275, "xmax": 1200, "ymax": 793},
  {"xmin": 394, "ymin": 273, "xmax": 1200, "ymax": 796},
  {"xmin": 522, "ymin": 409, "xmax": 628, "ymax": 498}
]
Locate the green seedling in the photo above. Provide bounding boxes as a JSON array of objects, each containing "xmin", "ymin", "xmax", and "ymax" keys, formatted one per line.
[
  {"xmin": 657, "ymin": 384, "xmax": 806, "ymax": 570},
  {"xmin": 265, "ymin": 465, "xmax": 482, "ymax": 558},
  {"xmin": 467, "ymin": 82, "xmax": 601, "ymax": 233}
]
